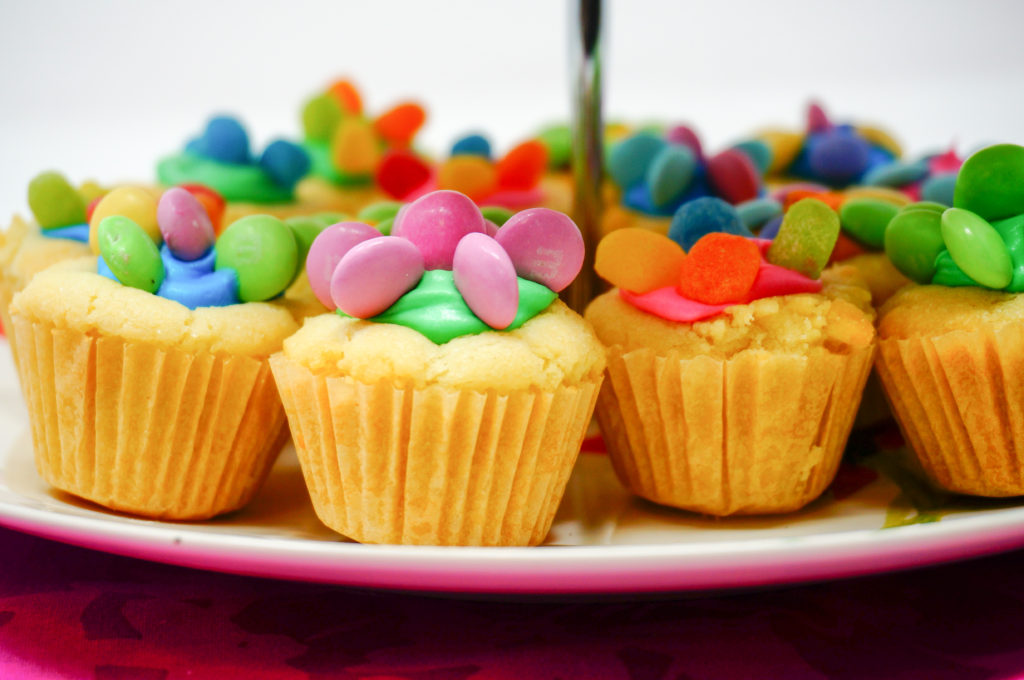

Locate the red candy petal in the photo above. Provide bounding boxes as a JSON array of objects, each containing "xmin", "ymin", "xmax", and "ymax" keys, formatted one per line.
[
  {"xmin": 377, "ymin": 150, "xmax": 432, "ymax": 200},
  {"xmin": 706, "ymin": 149, "xmax": 760, "ymax": 204},
  {"xmin": 495, "ymin": 140, "xmax": 547, "ymax": 190},
  {"xmin": 678, "ymin": 232, "xmax": 760, "ymax": 305}
]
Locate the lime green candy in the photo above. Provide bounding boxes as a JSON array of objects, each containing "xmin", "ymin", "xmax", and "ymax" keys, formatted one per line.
[
  {"xmin": 97, "ymin": 216, "xmax": 164, "ymax": 293},
  {"xmin": 27, "ymin": 171, "xmax": 87, "ymax": 229},
  {"xmin": 900, "ymin": 201, "xmax": 947, "ymax": 214},
  {"xmin": 940, "ymin": 208, "xmax": 1012, "ymax": 289},
  {"xmin": 884, "ymin": 208, "xmax": 946, "ymax": 284},
  {"xmin": 357, "ymin": 201, "xmax": 402, "ymax": 225},
  {"xmin": 839, "ymin": 198, "xmax": 898, "ymax": 249},
  {"xmin": 301, "ymin": 93, "xmax": 343, "ymax": 143},
  {"xmin": 481, "ymin": 206, "xmax": 514, "ymax": 227},
  {"xmin": 215, "ymin": 215, "xmax": 298, "ymax": 302},
  {"xmin": 537, "ymin": 124, "xmax": 571, "ymax": 169},
  {"xmin": 953, "ymin": 144, "xmax": 1024, "ymax": 221},
  {"xmin": 766, "ymin": 198, "xmax": 839, "ymax": 278}
]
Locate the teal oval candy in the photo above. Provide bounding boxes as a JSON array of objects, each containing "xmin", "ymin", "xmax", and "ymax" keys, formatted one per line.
[
  {"xmin": 27, "ymin": 171, "xmax": 87, "ymax": 229},
  {"xmin": 646, "ymin": 145, "xmax": 695, "ymax": 207},
  {"xmin": 940, "ymin": 207, "xmax": 1012, "ymax": 289},
  {"xmin": 732, "ymin": 139, "xmax": 773, "ymax": 174},
  {"xmin": 608, "ymin": 133, "xmax": 666, "ymax": 189},
  {"xmin": 862, "ymin": 160, "xmax": 928, "ymax": 187},
  {"xmin": 357, "ymin": 201, "xmax": 402, "ymax": 224},
  {"xmin": 953, "ymin": 144, "xmax": 1024, "ymax": 221},
  {"xmin": 900, "ymin": 201, "xmax": 947, "ymax": 214},
  {"xmin": 883, "ymin": 208, "xmax": 945, "ymax": 283},
  {"xmin": 991, "ymin": 213, "xmax": 1024, "ymax": 292},
  {"xmin": 920, "ymin": 173, "xmax": 956, "ymax": 207},
  {"xmin": 736, "ymin": 197, "xmax": 782, "ymax": 229},
  {"xmin": 97, "ymin": 216, "xmax": 164, "ymax": 293},
  {"xmin": 838, "ymin": 198, "xmax": 899, "ymax": 249},
  {"xmin": 766, "ymin": 198, "xmax": 839, "ymax": 278},
  {"xmin": 481, "ymin": 206, "xmax": 514, "ymax": 227},
  {"xmin": 215, "ymin": 215, "xmax": 298, "ymax": 301}
]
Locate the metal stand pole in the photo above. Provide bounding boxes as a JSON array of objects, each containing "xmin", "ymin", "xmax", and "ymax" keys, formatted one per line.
[{"xmin": 565, "ymin": 0, "xmax": 604, "ymax": 313}]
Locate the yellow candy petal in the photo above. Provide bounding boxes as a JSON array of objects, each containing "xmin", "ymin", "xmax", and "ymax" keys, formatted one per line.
[
  {"xmin": 89, "ymin": 187, "xmax": 160, "ymax": 254},
  {"xmin": 77, "ymin": 180, "xmax": 107, "ymax": 205},
  {"xmin": 437, "ymin": 155, "xmax": 498, "ymax": 202},
  {"xmin": 857, "ymin": 125, "xmax": 902, "ymax": 159},
  {"xmin": 331, "ymin": 117, "xmax": 379, "ymax": 175},
  {"xmin": 756, "ymin": 129, "xmax": 804, "ymax": 174},
  {"xmin": 595, "ymin": 227, "xmax": 686, "ymax": 293}
]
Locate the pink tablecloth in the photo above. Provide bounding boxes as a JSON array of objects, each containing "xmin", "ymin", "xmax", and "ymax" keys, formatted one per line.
[{"xmin": 1, "ymin": 526, "xmax": 1023, "ymax": 679}]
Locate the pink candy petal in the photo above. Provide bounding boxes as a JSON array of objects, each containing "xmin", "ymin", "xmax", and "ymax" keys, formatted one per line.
[
  {"xmin": 929, "ymin": 148, "xmax": 963, "ymax": 175},
  {"xmin": 453, "ymin": 233, "xmax": 519, "ymax": 329},
  {"xmin": 494, "ymin": 208, "xmax": 583, "ymax": 293},
  {"xmin": 666, "ymin": 125, "xmax": 703, "ymax": 160},
  {"xmin": 331, "ymin": 236, "xmax": 424, "ymax": 318},
  {"xmin": 391, "ymin": 190, "xmax": 485, "ymax": 270},
  {"xmin": 807, "ymin": 102, "xmax": 832, "ymax": 133},
  {"xmin": 483, "ymin": 220, "xmax": 499, "ymax": 237},
  {"xmin": 306, "ymin": 222, "xmax": 380, "ymax": 308},
  {"xmin": 157, "ymin": 187, "xmax": 215, "ymax": 261}
]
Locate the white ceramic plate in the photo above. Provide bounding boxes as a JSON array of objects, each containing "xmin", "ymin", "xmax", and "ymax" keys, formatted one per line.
[{"xmin": 4, "ymin": 340, "xmax": 1024, "ymax": 595}]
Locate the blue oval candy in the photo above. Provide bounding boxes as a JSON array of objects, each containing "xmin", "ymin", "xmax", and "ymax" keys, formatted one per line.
[
  {"xmin": 807, "ymin": 130, "xmax": 871, "ymax": 184},
  {"xmin": 608, "ymin": 133, "xmax": 667, "ymax": 190},
  {"xmin": 194, "ymin": 116, "xmax": 251, "ymax": 165},
  {"xmin": 668, "ymin": 196, "xmax": 752, "ymax": 251},
  {"xmin": 862, "ymin": 159, "xmax": 929, "ymax": 187},
  {"xmin": 921, "ymin": 172, "xmax": 957, "ymax": 206},
  {"xmin": 646, "ymin": 145, "xmax": 695, "ymax": 208},
  {"xmin": 451, "ymin": 133, "xmax": 492, "ymax": 159},
  {"xmin": 259, "ymin": 139, "xmax": 312, "ymax": 189}
]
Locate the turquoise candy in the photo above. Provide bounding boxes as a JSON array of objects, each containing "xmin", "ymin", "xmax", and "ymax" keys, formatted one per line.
[
  {"xmin": 215, "ymin": 215, "xmax": 298, "ymax": 301},
  {"xmin": 97, "ymin": 216, "xmax": 164, "ymax": 293},
  {"xmin": 646, "ymin": 145, "xmax": 695, "ymax": 207},
  {"xmin": 953, "ymin": 144, "xmax": 1024, "ymax": 221},
  {"xmin": 736, "ymin": 197, "xmax": 782, "ymax": 229},
  {"xmin": 921, "ymin": 173, "xmax": 956, "ymax": 207},
  {"xmin": 766, "ymin": 198, "xmax": 840, "ymax": 278},
  {"xmin": 901, "ymin": 201, "xmax": 947, "ymax": 214},
  {"xmin": 732, "ymin": 139, "xmax": 773, "ymax": 174},
  {"xmin": 940, "ymin": 207, "xmax": 1012, "ymax": 289},
  {"xmin": 838, "ymin": 198, "xmax": 899, "ymax": 249},
  {"xmin": 451, "ymin": 134, "xmax": 492, "ymax": 159},
  {"xmin": 357, "ymin": 201, "xmax": 403, "ymax": 224},
  {"xmin": 667, "ymin": 197, "xmax": 751, "ymax": 251},
  {"xmin": 991, "ymin": 213, "xmax": 1024, "ymax": 292},
  {"xmin": 481, "ymin": 206, "xmax": 514, "ymax": 227},
  {"xmin": 931, "ymin": 250, "xmax": 975, "ymax": 287},
  {"xmin": 302, "ymin": 93, "xmax": 343, "ymax": 143},
  {"xmin": 884, "ymin": 208, "xmax": 946, "ymax": 283},
  {"xmin": 862, "ymin": 159, "xmax": 928, "ymax": 187},
  {"xmin": 27, "ymin": 172, "xmax": 87, "ymax": 229},
  {"xmin": 608, "ymin": 133, "xmax": 666, "ymax": 189}
]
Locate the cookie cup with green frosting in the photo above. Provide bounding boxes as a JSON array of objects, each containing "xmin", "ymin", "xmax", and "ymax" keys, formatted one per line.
[
  {"xmin": 271, "ymin": 297, "xmax": 605, "ymax": 547},
  {"xmin": 9, "ymin": 259, "xmax": 299, "ymax": 519}
]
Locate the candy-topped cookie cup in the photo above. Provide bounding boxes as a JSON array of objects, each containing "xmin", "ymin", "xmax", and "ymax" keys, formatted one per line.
[
  {"xmin": 585, "ymin": 198, "xmax": 876, "ymax": 516},
  {"xmin": 270, "ymin": 190, "xmax": 606, "ymax": 546}
]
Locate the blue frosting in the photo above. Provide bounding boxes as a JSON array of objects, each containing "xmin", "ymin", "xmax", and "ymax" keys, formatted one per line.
[
  {"xmin": 39, "ymin": 223, "xmax": 90, "ymax": 243},
  {"xmin": 99, "ymin": 245, "xmax": 240, "ymax": 309}
]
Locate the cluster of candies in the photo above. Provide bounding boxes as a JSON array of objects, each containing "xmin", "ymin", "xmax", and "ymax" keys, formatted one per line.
[
  {"xmin": 856, "ymin": 147, "xmax": 962, "ymax": 206},
  {"xmin": 92, "ymin": 186, "xmax": 326, "ymax": 308},
  {"xmin": 746, "ymin": 103, "xmax": 900, "ymax": 188},
  {"xmin": 885, "ymin": 144, "xmax": 1024, "ymax": 291},
  {"xmin": 180, "ymin": 116, "xmax": 311, "ymax": 196},
  {"xmin": 607, "ymin": 125, "xmax": 763, "ymax": 217},
  {"xmin": 301, "ymin": 79, "xmax": 428, "ymax": 191},
  {"xmin": 27, "ymin": 172, "xmax": 108, "ymax": 241},
  {"xmin": 305, "ymin": 190, "xmax": 583, "ymax": 330},
  {"xmin": 430, "ymin": 133, "xmax": 549, "ymax": 205}
]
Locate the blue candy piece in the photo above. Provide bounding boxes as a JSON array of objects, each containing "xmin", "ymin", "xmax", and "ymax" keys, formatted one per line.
[
  {"xmin": 759, "ymin": 215, "xmax": 784, "ymax": 240},
  {"xmin": 807, "ymin": 129, "xmax": 871, "ymax": 185},
  {"xmin": 451, "ymin": 133, "xmax": 492, "ymax": 159},
  {"xmin": 623, "ymin": 183, "xmax": 676, "ymax": 217},
  {"xmin": 920, "ymin": 172, "xmax": 957, "ymax": 206},
  {"xmin": 156, "ymin": 245, "xmax": 240, "ymax": 309},
  {"xmin": 732, "ymin": 139, "xmax": 773, "ymax": 174},
  {"xmin": 259, "ymin": 139, "xmax": 312, "ymax": 189},
  {"xmin": 668, "ymin": 196, "xmax": 752, "ymax": 251},
  {"xmin": 736, "ymin": 197, "xmax": 783, "ymax": 229},
  {"xmin": 197, "ymin": 116, "xmax": 251, "ymax": 165},
  {"xmin": 646, "ymin": 145, "xmax": 696, "ymax": 208},
  {"xmin": 39, "ymin": 223, "xmax": 90, "ymax": 243},
  {"xmin": 608, "ymin": 133, "xmax": 667, "ymax": 190},
  {"xmin": 862, "ymin": 159, "xmax": 929, "ymax": 187}
]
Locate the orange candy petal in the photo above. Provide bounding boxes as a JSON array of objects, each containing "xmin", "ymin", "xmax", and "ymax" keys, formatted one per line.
[
  {"xmin": 438, "ymin": 155, "xmax": 498, "ymax": 202},
  {"xmin": 178, "ymin": 184, "xmax": 226, "ymax": 234},
  {"xmin": 594, "ymin": 228, "xmax": 686, "ymax": 293},
  {"xmin": 496, "ymin": 140, "xmax": 548, "ymax": 190},
  {"xmin": 678, "ymin": 233, "xmax": 760, "ymax": 305},
  {"xmin": 374, "ymin": 102, "xmax": 426, "ymax": 149},
  {"xmin": 327, "ymin": 79, "xmax": 363, "ymax": 115}
]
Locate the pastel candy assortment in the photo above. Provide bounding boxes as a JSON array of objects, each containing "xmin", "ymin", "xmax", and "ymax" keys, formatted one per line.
[
  {"xmin": 594, "ymin": 228, "xmax": 685, "ymax": 293},
  {"xmin": 96, "ymin": 216, "xmax": 165, "ymax": 294},
  {"xmin": 89, "ymin": 187, "xmax": 161, "ymax": 254},
  {"xmin": 668, "ymin": 197, "xmax": 752, "ymax": 251},
  {"xmin": 766, "ymin": 198, "xmax": 840, "ymax": 278},
  {"xmin": 953, "ymin": 144, "xmax": 1024, "ymax": 221},
  {"xmin": 453, "ymin": 233, "xmax": 519, "ymax": 329},
  {"xmin": 940, "ymin": 208, "xmax": 1012, "ymax": 289},
  {"xmin": 214, "ymin": 215, "xmax": 298, "ymax": 302},
  {"xmin": 494, "ymin": 208, "xmax": 584, "ymax": 292},
  {"xmin": 28, "ymin": 171, "xmax": 87, "ymax": 229},
  {"xmin": 331, "ymin": 236, "xmax": 425, "ymax": 318},
  {"xmin": 305, "ymin": 222, "xmax": 380, "ymax": 308},
  {"xmin": 157, "ymin": 187, "xmax": 215, "ymax": 261},
  {"xmin": 678, "ymin": 233, "xmax": 761, "ymax": 305},
  {"xmin": 392, "ymin": 190, "xmax": 486, "ymax": 269}
]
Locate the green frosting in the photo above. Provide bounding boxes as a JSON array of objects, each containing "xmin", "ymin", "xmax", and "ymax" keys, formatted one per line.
[
  {"xmin": 302, "ymin": 140, "xmax": 374, "ymax": 187},
  {"xmin": 338, "ymin": 269, "xmax": 557, "ymax": 344},
  {"xmin": 157, "ymin": 152, "xmax": 293, "ymax": 203},
  {"xmin": 931, "ymin": 251, "xmax": 974, "ymax": 287}
]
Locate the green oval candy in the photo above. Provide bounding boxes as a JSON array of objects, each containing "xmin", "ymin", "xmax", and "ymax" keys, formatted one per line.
[
  {"xmin": 766, "ymin": 198, "xmax": 839, "ymax": 278},
  {"xmin": 480, "ymin": 206, "xmax": 514, "ymax": 227},
  {"xmin": 375, "ymin": 217, "xmax": 395, "ymax": 235},
  {"xmin": 301, "ymin": 94, "xmax": 343, "ymax": 143},
  {"xmin": 992, "ymin": 214, "xmax": 1024, "ymax": 292},
  {"xmin": 28, "ymin": 171, "xmax": 87, "ymax": 230},
  {"xmin": 899, "ymin": 201, "xmax": 947, "ymax": 214},
  {"xmin": 940, "ymin": 207, "xmax": 1012, "ymax": 289},
  {"xmin": 537, "ymin": 124, "xmax": 571, "ymax": 169},
  {"xmin": 97, "ymin": 216, "xmax": 164, "ymax": 293},
  {"xmin": 839, "ymin": 198, "xmax": 899, "ymax": 249},
  {"xmin": 883, "ymin": 208, "xmax": 946, "ymax": 283},
  {"xmin": 953, "ymin": 144, "xmax": 1024, "ymax": 221},
  {"xmin": 284, "ymin": 216, "xmax": 330, "ymax": 265},
  {"xmin": 357, "ymin": 201, "xmax": 402, "ymax": 224},
  {"xmin": 215, "ymin": 215, "xmax": 298, "ymax": 302}
]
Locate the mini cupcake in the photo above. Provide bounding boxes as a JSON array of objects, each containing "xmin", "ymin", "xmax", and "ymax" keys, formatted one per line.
[
  {"xmin": 876, "ymin": 143, "xmax": 1024, "ymax": 496},
  {"xmin": 270, "ymin": 190, "xmax": 606, "ymax": 545},
  {"xmin": 9, "ymin": 187, "xmax": 304, "ymax": 519},
  {"xmin": 586, "ymin": 196, "xmax": 876, "ymax": 515},
  {"xmin": 157, "ymin": 115, "xmax": 320, "ymax": 226}
]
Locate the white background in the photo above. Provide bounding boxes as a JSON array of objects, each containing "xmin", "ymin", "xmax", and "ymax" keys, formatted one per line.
[{"xmin": 2, "ymin": 0, "xmax": 1023, "ymax": 218}]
